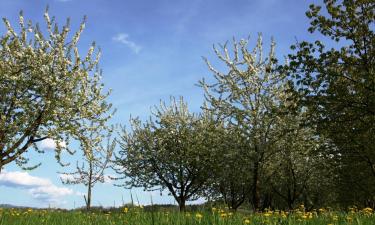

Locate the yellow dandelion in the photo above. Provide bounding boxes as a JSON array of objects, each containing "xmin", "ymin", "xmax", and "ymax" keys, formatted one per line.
[
  {"xmin": 363, "ymin": 207, "xmax": 373, "ymax": 214},
  {"xmin": 263, "ymin": 212, "xmax": 271, "ymax": 217}
]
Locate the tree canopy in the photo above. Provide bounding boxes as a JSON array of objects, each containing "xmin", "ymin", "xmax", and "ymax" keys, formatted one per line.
[
  {"xmin": 199, "ymin": 35, "xmax": 289, "ymax": 210},
  {"xmin": 286, "ymin": 0, "xmax": 375, "ymax": 206},
  {"xmin": 114, "ymin": 97, "xmax": 220, "ymax": 211},
  {"xmin": 0, "ymin": 9, "xmax": 113, "ymax": 171}
]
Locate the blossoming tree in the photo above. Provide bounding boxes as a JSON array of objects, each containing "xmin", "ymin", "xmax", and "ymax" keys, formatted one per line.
[{"xmin": 0, "ymin": 9, "xmax": 113, "ymax": 172}]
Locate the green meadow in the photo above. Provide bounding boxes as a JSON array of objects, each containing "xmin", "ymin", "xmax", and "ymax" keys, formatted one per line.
[{"xmin": 1, "ymin": 206, "xmax": 374, "ymax": 225}]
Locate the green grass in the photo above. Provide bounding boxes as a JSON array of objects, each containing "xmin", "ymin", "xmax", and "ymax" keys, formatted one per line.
[{"xmin": 0, "ymin": 207, "xmax": 374, "ymax": 225}]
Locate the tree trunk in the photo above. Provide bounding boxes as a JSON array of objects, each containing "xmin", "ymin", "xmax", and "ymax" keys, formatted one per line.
[
  {"xmin": 287, "ymin": 188, "xmax": 294, "ymax": 210},
  {"xmin": 178, "ymin": 197, "xmax": 186, "ymax": 212},
  {"xmin": 86, "ymin": 162, "xmax": 93, "ymax": 211},
  {"xmin": 251, "ymin": 160, "xmax": 260, "ymax": 211},
  {"xmin": 261, "ymin": 192, "xmax": 273, "ymax": 210},
  {"xmin": 86, "ymin": 184, "xmax": 92, "ymax": 210},
  {"xmin": 228, "ymin": 186, "xmax": 246, "ymax": 211},
  {"xmin": 230, "ymin": 197, "xmax": 246, "ymax": 211}
]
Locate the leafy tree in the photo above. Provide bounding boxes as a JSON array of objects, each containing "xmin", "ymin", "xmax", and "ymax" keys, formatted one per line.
[
  {"xmin": 206, "ymin": 124, "xmax": 251, "ymax": 211},
  {"xmin": 286, "ymin": 0, "xmax": 375, "ymax": 206},
  {"xmin": 114, "ymin": 97, "xmax": 219, "ymax": 211},
  {"xmin": 0, "ymin": 9, "xmax": 113, "ymax": 172},
  {"xmin": 60, "ymin": 127, "xmax": 116, "ymax": 210},
  {"xmin": 266, "ymin": 111, "xmax": 330, "ymax": 209},
  {"xmin": 199, "ymin": 35, "xmax": 286, "ymax": 210}
]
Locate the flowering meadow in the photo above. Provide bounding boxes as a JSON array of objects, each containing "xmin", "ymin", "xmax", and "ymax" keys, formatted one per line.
[{"xmin": 0, "ymin": 206, "xmax": 374, "ymax": 225}]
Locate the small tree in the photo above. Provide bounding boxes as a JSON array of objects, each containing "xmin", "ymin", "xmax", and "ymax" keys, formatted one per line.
[
  {"xmin": 114, "ymin": 97, "xmax": 219, "ymax": 211},
  {"xmin": 60, "ymin": 128, "xmax": 116, "ymax": 210},
  {"xmin": 0, "ymin": 9, "xmax": 112, "ymax": 172}
]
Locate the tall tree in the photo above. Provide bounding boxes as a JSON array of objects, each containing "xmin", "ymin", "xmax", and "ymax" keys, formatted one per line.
[
  {"xmin": 115, "ymin": 97, "xmax": 219, "ymax": 211},
  {"xmin": 0, "ymin": 9, "xmax": 113, "ymax": 172},
  {"xmin": 286, "ymin": 0, "xmax": 375, "ymax": 206},
  {"xmin": 199, "ymin": 35, "xmax": 286, "ymax": 210},
  {"xmin": 60, "ymin": 128, "xmax": 116, "ymax": 210}
]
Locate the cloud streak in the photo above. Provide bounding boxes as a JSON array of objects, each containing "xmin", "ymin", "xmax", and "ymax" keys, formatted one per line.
[
  {"xmin": 113, "ymin": 33, "xmax": 142, "ymax": 54},
  {"xmin": 0, "ymin": 171, "xmax": 75, "ymax": 205}
]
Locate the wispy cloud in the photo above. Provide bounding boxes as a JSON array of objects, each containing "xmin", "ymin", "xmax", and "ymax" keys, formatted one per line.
[
  {"xmin": 56, "ymin": 0, "xmax": 72, "ymax": 2},
  {"xmin": 113, "ymin": 33, "xmax": 142, "ymax": 54},
  {"xmin": 0, "ymin": 171, "xmax": 75, "ymax": 205}
]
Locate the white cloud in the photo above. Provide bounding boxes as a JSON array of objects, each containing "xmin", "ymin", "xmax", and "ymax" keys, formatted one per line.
[
  {"xmin": 56, "ymin": 0, "xmax": 72, "ymax": 2},
  {"xmin": 29, "ymin": 186, "xmax": 73, "ymax": 203},
  {"xmin": 39, "ymin": 138, "xmax": 66, "ymax": 151},
  {"xmin": 0, "ymin": 171, "xmax": 51, "ymax": 187},
  {"xmin": 113, "ymin": 33, "xmax": 142, "ymax": 54},
  {"xmin": 0, "ymin": 171, "xmax": 75, "ymax": 205}
]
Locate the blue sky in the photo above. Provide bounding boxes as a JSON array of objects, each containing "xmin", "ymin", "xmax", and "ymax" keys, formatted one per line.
[{"xmin": 0, "ymin": 0, "xmax": 323, "ymax": 209}]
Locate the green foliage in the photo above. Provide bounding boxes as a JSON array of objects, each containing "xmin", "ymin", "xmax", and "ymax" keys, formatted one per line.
[
  {"xmin": 206, "ymin": 125, "xmax": 251, "ymax": 210},
  {"xmin": 266, "ymin": 112, "xmax": 334, "ymax": 209},
  {"xmin": 286, "ymin": 0, "xmax": 375, "ymax": 206},
  {"xmin": 0, "ymin": 9, "xmax": 113, "ymax": 170}
]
